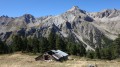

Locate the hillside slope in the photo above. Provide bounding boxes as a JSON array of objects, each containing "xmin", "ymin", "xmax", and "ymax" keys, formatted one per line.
[{"xmin": 0, "ymin": 6, "xmax": 120, "ymax": 50}]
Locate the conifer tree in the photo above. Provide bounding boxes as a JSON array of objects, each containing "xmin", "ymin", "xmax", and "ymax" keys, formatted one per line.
[
  {"xmin": 40, "ymin": 37, "xmax": 49, "ymax": 53},
  {"xmin": 48, "ymin": 32, "xmax": 56, "ymax": 50}
]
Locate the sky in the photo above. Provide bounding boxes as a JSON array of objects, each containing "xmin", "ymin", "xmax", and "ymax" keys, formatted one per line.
[{"xmin": 0, "ymin": 0, "xmax": 120, "ymax": 17}]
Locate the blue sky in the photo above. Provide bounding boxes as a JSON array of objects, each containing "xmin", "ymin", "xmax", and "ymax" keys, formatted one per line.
[{"xmin": 0, "ymin": 0, "xmax": 120, "ymax": 17}]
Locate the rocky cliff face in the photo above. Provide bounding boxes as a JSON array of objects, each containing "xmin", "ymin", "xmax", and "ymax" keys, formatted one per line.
[
  {"xmin": 89, "ymin": 9, "xmax": 120, "ymax": 40},
  {"xmin": 0, "ymin": 6, "xmax": 119, "ymax": 50}
]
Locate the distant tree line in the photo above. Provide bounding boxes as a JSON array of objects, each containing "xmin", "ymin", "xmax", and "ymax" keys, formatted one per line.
[
  {"xmin": 0, "ymin": 32, "xmax": 86, "ymax": 57},
  {"xmin": 86, "ymin": 35, "xmax": 120, "ymax": 60},
  {"xmin": 0, "ymin": 32, "xmax": 120, "ymax": 60},
  {"xmin": 0, "ymin": 39, "xmax": 10, "ymax": 54}
]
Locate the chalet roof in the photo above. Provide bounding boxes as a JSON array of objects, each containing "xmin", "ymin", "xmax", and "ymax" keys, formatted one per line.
[
  {"xmin": 56, "ymin": 50, "xmax": 68, "ymax": 56},
  {"xmin": 50, "ymin": 50, "xmax": 68, "ymax": 60}
]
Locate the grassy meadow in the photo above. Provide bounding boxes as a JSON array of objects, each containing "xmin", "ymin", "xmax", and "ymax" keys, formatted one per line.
[{"xmin": 0, "ymin": 53, "xmax": 120, "ymax": 67}]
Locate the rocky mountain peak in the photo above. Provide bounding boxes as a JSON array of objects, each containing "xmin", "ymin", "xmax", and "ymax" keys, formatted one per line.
[
  {"xmin": 22, "ymin": 14, "xmax": 35, "ymax": 19},
  {"xmin": 103, "ymin": 9, "xmax": 120, "ymax": 17},
  {"xmin": 68, "ymin": 6, "xmax": 80, "ymax": 11},
  {"xmin": 68, "ymin": 6, "xmax": 86, "ymax": 14},
  {"xmin": 102, "ymin": 9, "xmax": 118, "ymax": 12},
  {"xmin": 89, "ymin": 9, "xmax": 120, "ymax": 18},
  {"xmin": 0, "ymin": 15, "xmax": 9, "ymax": 18},
  {"xmin": 21, "ymin": 14, "xmax": 35, "ymax": 23}
]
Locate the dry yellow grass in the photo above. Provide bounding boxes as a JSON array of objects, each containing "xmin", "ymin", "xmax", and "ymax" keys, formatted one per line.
[{"xmin": 0, "ymin": 53, "xmax": 120, "ymax": 67}]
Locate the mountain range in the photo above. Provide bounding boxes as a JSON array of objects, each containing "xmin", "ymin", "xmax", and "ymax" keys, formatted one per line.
[{"xmin": 0, "ymin": 6, "xmax": 120, "ymax": 50}]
